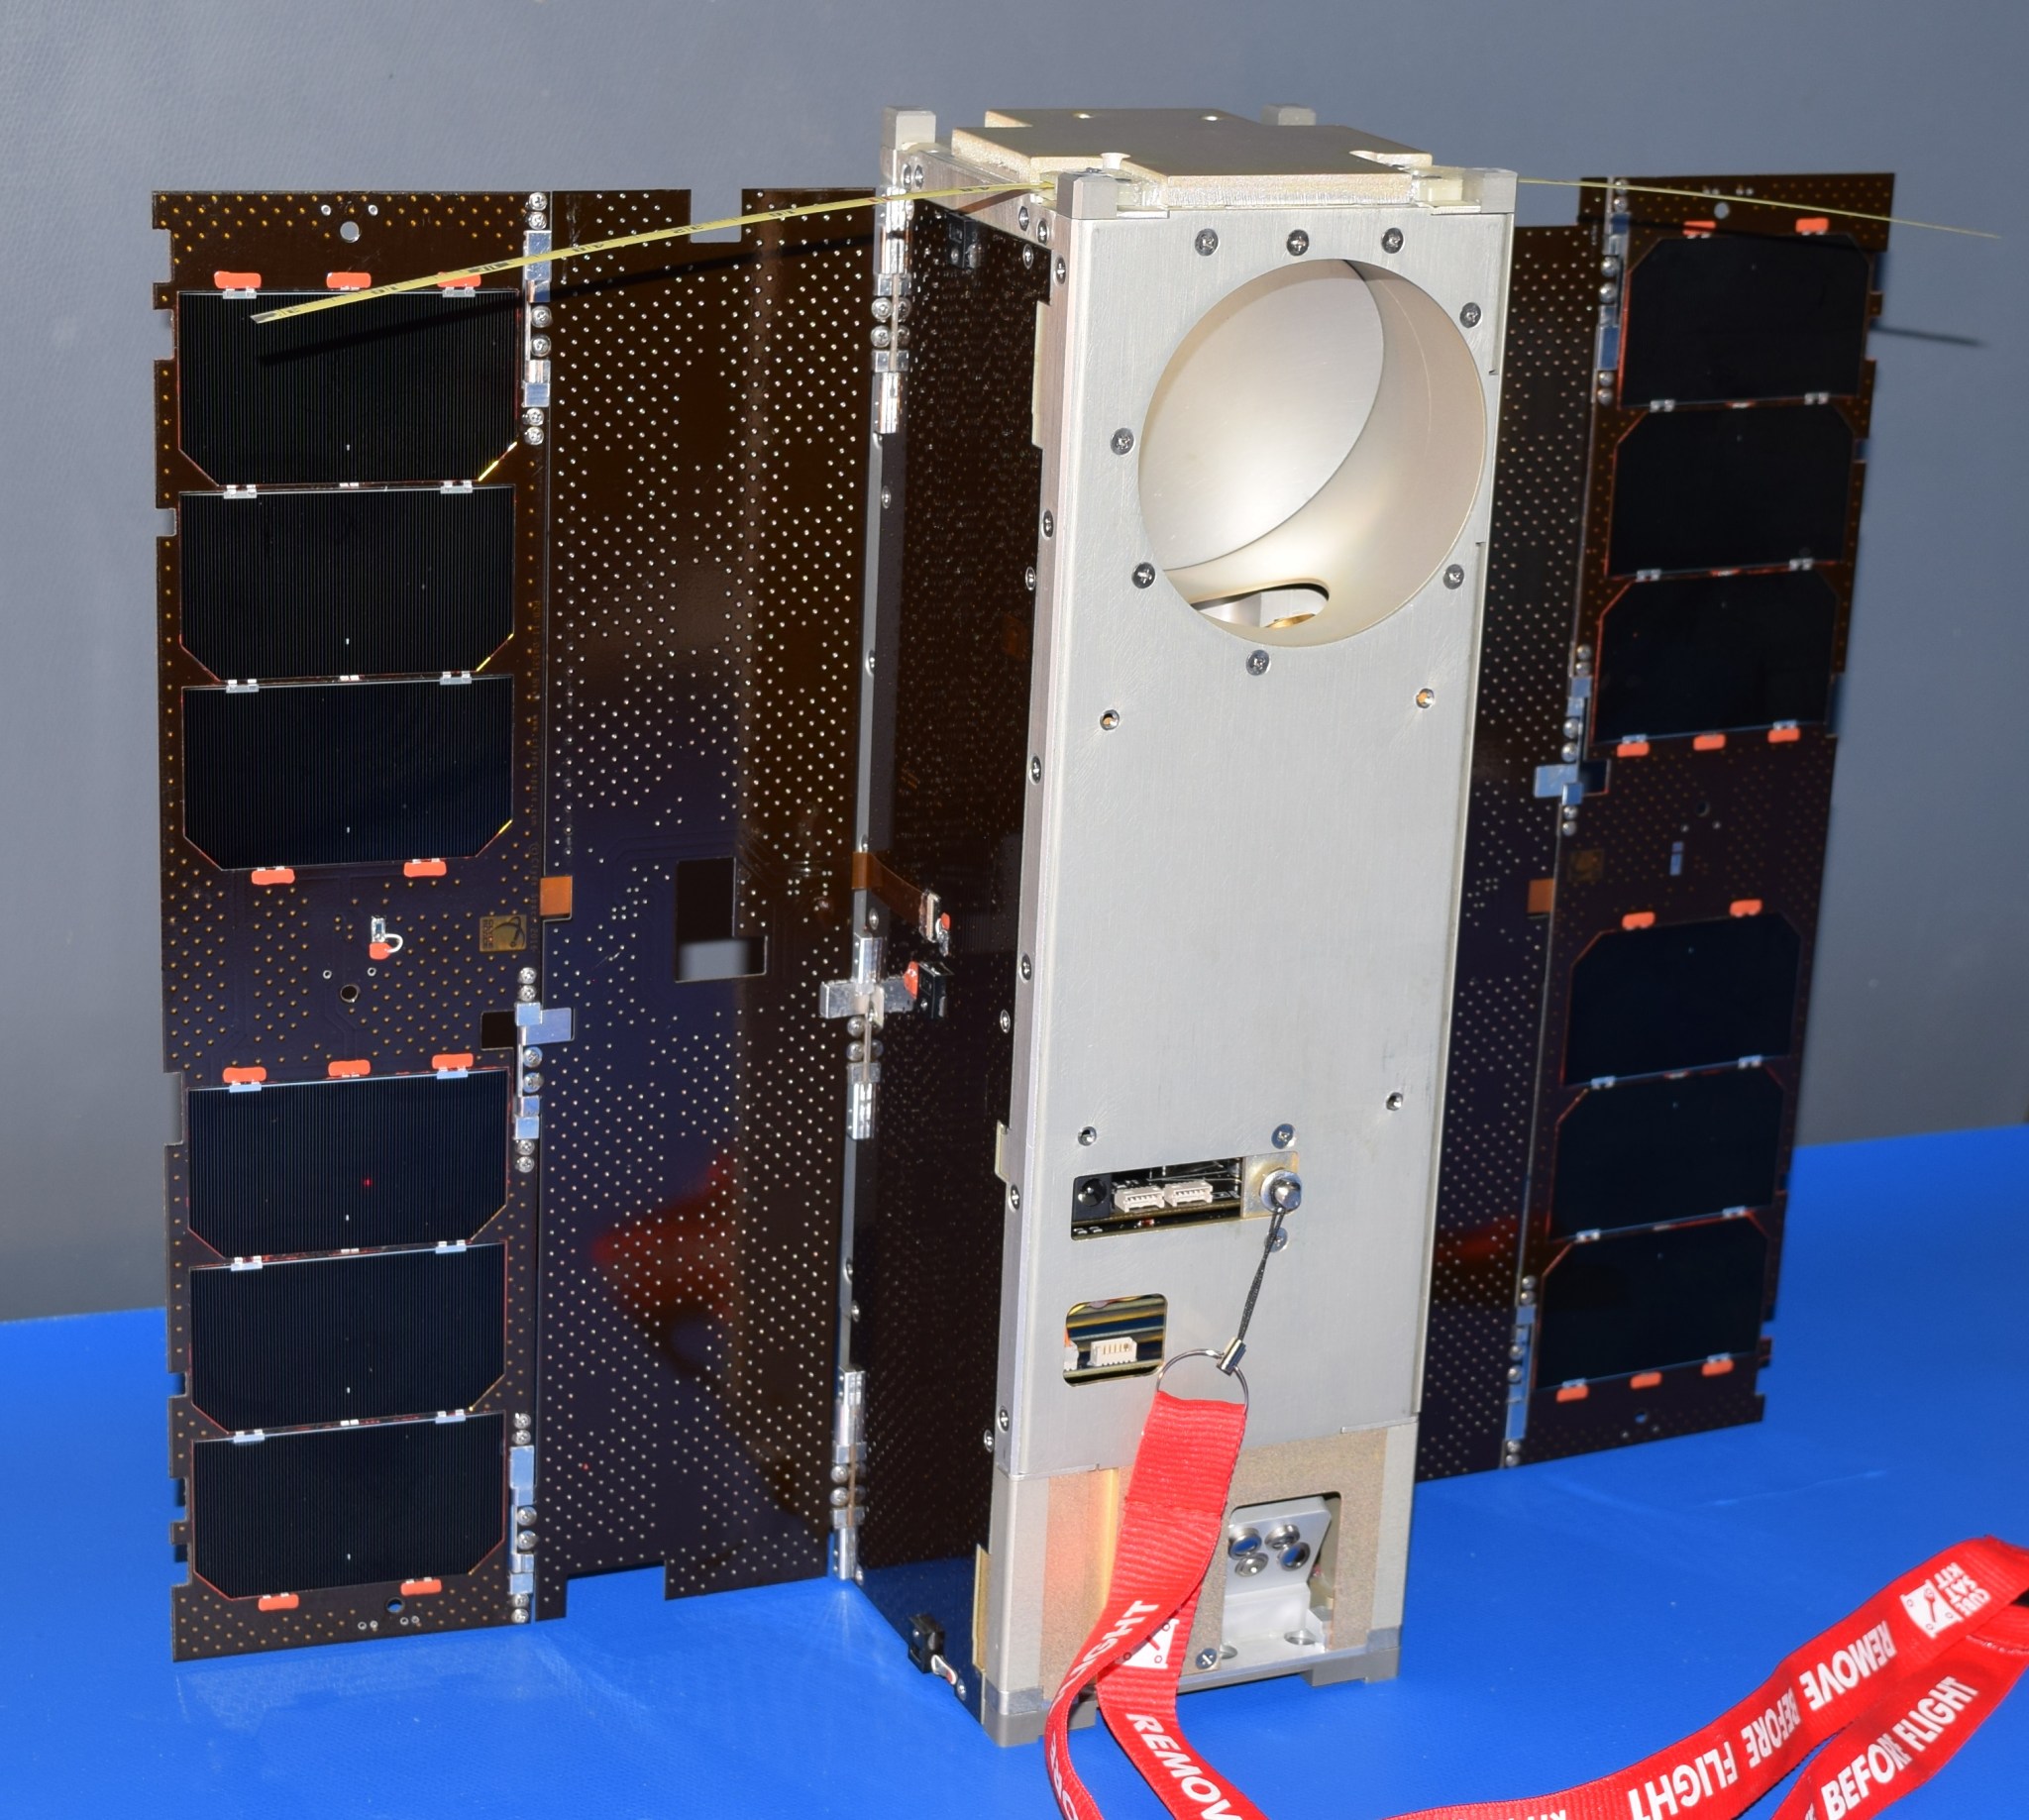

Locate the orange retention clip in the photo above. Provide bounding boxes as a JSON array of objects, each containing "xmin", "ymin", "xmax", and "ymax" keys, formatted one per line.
[
  {"xmin": 1768, "ymin": 724, "xmax": 1802, "ymax": 744},
  {"xmin": 404, "ymin": 859, "xmax": 448, "ymax": 879},
  {"xmin": 398, "ymin": 1578, "xmax": 444, "ymax": 1597},
  {"xmin": 1683, "ymin": 219, "xmax": 1718, "ymax": 235},
  {"xmin": 1622, "ymin": 910, "xmax": 1656, "ymax": 931},
  {"xmin": 1692, "ymin": 732, "xmax": 1728, "ymax": 752},
  {"xmin": 221, "ymin": 1066, "xmax": 267, "ymax": 1086},
  {"xmin": 325, "ymin": 271, "xmax": 373, "ymax": 291},
  {"xmin": 539, "ymin": 875, "xmax": 574, "ymax": 919},
  {"xmin": 1702, "ymin": 1357, "xmax": 1738, "ymax": 1378},
  {"xmin": 250, "ymin": 867, "xmax": 296, "ymax": 887},
  {"xmin": 1630, "ymin": 1371, "xmax": 1663, "ymax": 1391},
  {"xmin": 438, "ymin": 274, "xmax": 480, "ymax": 290},
  {"xmin": 432, "ymin": 1052, "xmax": 474, "ymax": 1073},
  {"xmin": 1616, "ymin": 739, "xmax": 1651, "ymax": 759},
  {"xmin": 1730, "ymin": 898, "xmax": 1764, "ymax": 918},
  {"xmin": 1555, "ymin": 1383, "xmax": 1590, "ymax": 1404},
  {"xmin": 257, "ymin": 1593, "xmax": 299, "ymax": 1612},
  {"xmin": 369, "ymin": 941, "xmax": 395, "ymax": 960},
  {"xmin": 327, "ymin": 1058, "xmax": 371, "ymax": 1080},
  {"xmin": 1795, "ymin": 216, "xmax": 1832, "ymax": 235},
  {"xmin": 214, "ymin": 270, "xmax": 262, "ymax": 290},
  {"xmin": 904, "ymin": 961, "xmax": 920, "ymax": 999}
]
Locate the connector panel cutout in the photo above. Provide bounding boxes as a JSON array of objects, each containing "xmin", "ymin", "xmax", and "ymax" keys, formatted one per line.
[
  {"xmin": 1062, "ymin": 1294, "xmax": 1167, "ymax": 1382},
  {"xmin": 1071, "ymin": 1158, "xmax": 1243, "ymax": 1238}
]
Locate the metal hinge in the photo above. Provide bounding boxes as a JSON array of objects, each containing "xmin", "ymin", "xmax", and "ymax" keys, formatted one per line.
[
  {"xmin": 818, "ymin": 934, "xmax": 934, "ymax": 1139},
  {"xmin": 830, "ymin": 1368, "xmax": 868, "ymax": 1579}
]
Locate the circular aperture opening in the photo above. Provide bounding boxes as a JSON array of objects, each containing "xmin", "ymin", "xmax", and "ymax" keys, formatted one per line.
[{"xmin": 1137, "ymin": 260, "xmax": 1487, "ymax": 645}]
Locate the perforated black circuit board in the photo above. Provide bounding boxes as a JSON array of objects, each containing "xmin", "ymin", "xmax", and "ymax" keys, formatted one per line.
[
  {"xmin": 531, "ymin": 193, "xmax": 866, "ymax": 1614},
  {"xmin": 1418, "ymin": 176, "xmax": 1889, "ymax": 1479},
  {"xmin": 157, "ymin": 191, "xmax": 545, "ymax": 1659}
]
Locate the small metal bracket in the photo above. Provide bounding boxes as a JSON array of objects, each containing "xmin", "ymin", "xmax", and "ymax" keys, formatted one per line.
[
  {"xmin": 830, "ymin": 1369, "xmax": 868, "ymax": 1579},
  {"xmin": 818, "ymin": 936, "xmax": 930, "ymax": 1138},
  {"xmin": 514, "ymin": 1002, "xmax": 574, "ymax": 1045}
]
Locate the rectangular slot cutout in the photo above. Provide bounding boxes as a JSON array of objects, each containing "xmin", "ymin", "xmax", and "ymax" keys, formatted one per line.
[
  {"xmin": 1071, "ymin": 1158, "xmax": 1243, "ymax": 1238},
  {"xmin": 1062, "ymin": 1294, "xmax": 1166, "ymax": 1382},
  {"xmin": 673, "ymin": 854, "xmax": 766, "ymax": 982}
]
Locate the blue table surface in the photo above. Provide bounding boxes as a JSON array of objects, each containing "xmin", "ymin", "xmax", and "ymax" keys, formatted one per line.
[{"xmin": 3, "ymin": 1124, "xmax": 2024, "ymax": 1818}]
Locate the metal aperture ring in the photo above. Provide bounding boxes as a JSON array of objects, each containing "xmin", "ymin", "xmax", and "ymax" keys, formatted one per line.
[{"xmin": 1155, "ymin": 1348, "xmax": 1250, "ymax": 1406}]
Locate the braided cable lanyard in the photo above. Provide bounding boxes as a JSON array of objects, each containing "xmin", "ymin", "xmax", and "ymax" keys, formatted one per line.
[{"xmin": 1043, "ymin": 1207, "xmax": 2029, "ymax": 1820}]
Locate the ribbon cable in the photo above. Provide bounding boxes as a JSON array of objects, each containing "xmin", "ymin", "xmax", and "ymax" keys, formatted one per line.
[{"xmin": 1045, "ymin": 1387, "xmax": 2029, "ymax": 1820}]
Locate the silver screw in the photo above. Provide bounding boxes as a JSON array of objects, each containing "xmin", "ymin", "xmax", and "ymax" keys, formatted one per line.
[
  {"xmin": 871, "ymin": 326, "xmax": 892, "ymax": 350},
  {"xmin": 522, "ymin": 426, "xmax": 544, "ymax": 445},
  {"xmin": 1460, "ymin": 301, "xmax": 1483, "ymax": 328},
  {"xmin": 1195, "ymin": 228, "xmax": 1219, "ymax": 256},
  {"xmin": 1100, "ymin": 708, "xmax": 1120, "ymax": 730},
  {"xmin": 1522, "ymin": 1276, "xmax": 1538, "ymax": 1291},
  {"xmin": 524, "ymin": 1047, "xmax": 543, "ymax": 1065},
  {"xmin": 1286, "ymin": 229, "xmax": 1310, "ymax": 256},
  {"xmin": 1601, "ymin": 255, "xmax": 1622, "ymax": 276},
  {"xmin": 1028, "ymin": 756, "xmax": 1042, "ymax": 784},
  {"xmin": 1079, "ymin": 1126, "xmax": 1097, "ymax": 1146},
  {"xmin": 1017, "ymin": 204, "xmax": 1031, "ymax": 232},
  {"xmin": 1268, "ymin": 1227, "xmax": 1291, "ymax": 1253},
  {"xmin": 1598, "ymin": 281, "xmax": 1620, "ymax": 304},
  {"xmin": 518, "ymin": 967, "xmax": 538, "ymax": 984},
  {"xmin": 999, "ymin": 1010, "xmax": 1013, "ymax": 1032},
  {"xmin": 1041, "ymin": 509, "xmax": 1054, "ymax": 538},
  {"xmin": 880, "ymin": 486, "xmax": 893, "ymax": 510},
  {"xmin": 1272, "ymin": 1123, "xmax": 1295, "ymax": 1148},
  {"xmin": 1444, "ymin": 564, "xmax": 1465, "ymax": 589},
  {"xmin": 1262, "ymin": 1169, "xmax": 1303, "ymax": 1213},
  {"xmin": 1132, "ymin": 562, "xmax": 1156, "ymax": 589},
  {"xmin": 527, "ymin": 192, "xmax": 547, "ymax": 211},
  {"xmin": 1382, "ymin": 227, "xmax": 1405, "ymax": 254},
  {"xmin": 1022, "ymin": 245, "xmax": 1034, "ymax": 269},
  {"xmin": 1019, "ymin": 954, "xmax": 1032, "ymax": 981},
  {"xmin": 527, "ymin": 213, "xmax": 547, "ymax": 230},
  {"xmin": 1111, "ymin": 428, "xmax": 1135, "ymax": 455},
  {"xmin": 515, "ymin": 1155, "xmax": 535, "ymax": 1174},
  {"xmin": 1053, "ymin": 256, "xmax": 1067, "ymax": 284},
  {"xmin": 1036, "ymin": 217, "xmax": 1050, "ymax": 245},
  {"xmin": 982, "ymin": 1429, "xmax": 995, "ymax": 1451},
  {"xmin": 517, "ymin": 1506, "xmax": 537, "ymax": 1527},
  {"xmin": 1024, "ymin": 565, "xmax": 1036, "ymax": 590},
  {"xmin": 1508, "ymin": 1366, "xmax": 1524, "ymax": 1383},
  {"xmin": 1246, "ymin": 649, "xmax": 1271, "ymax": 676},
  {"xmin": 1196, "ymin": 1648, "xmax": 1220, "ymax": 1670},
  {"xmin": 511, "ymin": 1609, "xmax": 530, "ymax": 1624},
  {"xmin": 522, "ymin": 1074, "xmax": 542, "ymax": 1093},
  {"xmin": 871, "ymin": 297, "xmax": 893, "ymax": 322},
  {"xmin": 516, "ymin": 1139, "xmax": 536, "ymax": 1156},
  {"xmin": 1418, "ymin": 689, "xmax": 1436, "ymax": 709},
  {"xmin": 1386, "ymin": 1092, "xmax": 1404, "ymax": 1112},
  {"xmin": 997, "ymin": 1408, "xmax": 1011, "ymax": 1431},
  {"xmin": 1561, "ymin": 742, "xmax": 1579, "ymax": 761},
  {"xmin": 521, "ymin": 408, "xmax": 544, "ymax": 428},
  {"xmin": 517, "ymin": 984, "xmax": 538, "ymax": 1002},
  {"xmin": 531, "ymin": 335, "xmax": 552, "ymax": 357},
  {"xmin": 530, "ymin": 305, "xmax": 552, "ymax": 328}
]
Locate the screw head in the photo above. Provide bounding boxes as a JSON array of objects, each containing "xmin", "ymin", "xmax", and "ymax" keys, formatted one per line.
[
  {"xmin": 1272, "ymin": 1123, "xmax": 1295, "ymax": 1148},
  {"xmin": 997, "ymin": 1407, "xmax": 1011, "ymax": 1431},
  {"xmin": 518, "ymin": 967, "xmax": 538, "ymax": 984},
  {"xmin": 517, "ymin": 985, "xmax": 539, "ymax": 1003},
  {"xmin": 1132, "ymin": 562, "xmax": 1156, "ymax": 589},
  {"xmin": 1022, "ymin": 245, "xmax": 1035, "ymax": 268},
  {"xmin": 522, "ymin": 408, "xmax": 544, "ymax": 427},
  {"xmin": 1235, "ymin": 1552, "xmax": 1269, "ymax": 1577},
  {"xmin": 522, "ymin": 425, "xmax": 545, "ymax": 445},
  {"xmin": 1286, "ymin": 228, "xmax": 1310, "ymax": 256},
  {"xmin": 526, "ymin": 192, "xmax": 547, "ymax": 211},
  {"xmin": 1053, "ymin": 256, "xmax": 1067, "ymax": 284},
  {"xmin": 1036, "ymin": 216, "xmax": 1050, "ymax": 245},
  {"xmin": 1009, "ymin": 1184, "xmax": 1021, "ymax": 1210},
  {"xmin": 1024, "ymin": 565, "xmax": 1036, "ymax": 590},
  {"xmin": 1417, "ymin": 688, "xmax": 1436, "ymax": 709},
  {"xmin": 1041, "ymin": 509, "xmax": 1054, "ymax": 538},
  {"xmin": 1460, "ymin": 301, "xmax": 1483, "ymax": 328},
  {"xmin": 1078, "ymin": 1125, "xmax": 1098, "ymax": 1146},
  {"xmin": 1028, "ymin": 755, "xmax": 1042, "ymax": 784},
  {"xmin": 999, "ymin": 1010, "xmax": 1013, "ymax": 1032},
  {"xmin": 530, "ymin": 305, "xmax": 552, "ymax": 328},
  {"xmin": 1385, "ymin": 1092, "xmax": 1404, "ymax": 1112},
  {"xmin": 511, "ymin": 1608, "xmax": 530, "ymax": 1624},
  {"xmin": 1508, "ymin": 1366, "xmax": 1525, "ymax": 1383},
  {"xmin": 1195, "ymin": 228, "xmax": 1219, "ymax": 256},
  {"xmin": 515, "ymin": 1155, "xmax": 536, "ymax": 1174},
  {"xmin": 524, "ymin": 1047, "xmax": 543, "ymax": 1065},
  {"xmin": 871, "ymin": 326, "xmax": 892, "ymax": 350},
  {"xmin": 1443, "ymin": 563, "xmax": 1465, "ymax": 589},
  {"xmin": 982, "ymin": 1428, "xmax": 995, "ymax": 1451},
  {"xmin": 1267, "ymin": 1227, "xmax": 1290, "ymax": 1253},
  {"xmin": 1246, "ymin": 649, "xmax": 1271, "ymax": 676},
  {"xmin": 1381, "ymin": 226, "xmax": 1405, "ymax": 254},
  {"xmin": 1111, "ymin": 427, "xmax": 1135, "ymax": 455},
  {"xmin": 1017, "ymin": 203, "xmax": 1031, "ymax": 232},
  {"xmin": 1262, "ymin": 1169, "xmax": 1303, "ymax": 1213},
  {"xmin": 531, "ymin": 335, "xmax": 552, "ymax": 357},
  {"xmin": 1019, "ymin": 954, "xmax": 1032, "ymax": 981},
  {"xmin": 1196, "ymin": 1648, "xmax": 1221, "ymax": 1671},
  {"xmin": 1099, "ymin": 708, "xmax": 1120, "ymax": 731}
]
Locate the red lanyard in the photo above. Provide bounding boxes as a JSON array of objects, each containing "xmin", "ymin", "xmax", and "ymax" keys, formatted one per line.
[{"xmin": 1044, "ymin": 1384, "xmax": 2029, "ymax": 1820}]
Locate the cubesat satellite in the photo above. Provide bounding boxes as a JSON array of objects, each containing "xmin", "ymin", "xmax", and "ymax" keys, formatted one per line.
[{"xmin": 153, "ymin": 107, "xmax": 1885, "ymax": 1740}]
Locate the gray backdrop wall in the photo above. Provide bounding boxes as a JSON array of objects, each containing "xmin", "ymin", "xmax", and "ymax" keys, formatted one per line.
[{"xmin": 2, "ymin": 0, "xmax": 2022, "ymax": 1320}]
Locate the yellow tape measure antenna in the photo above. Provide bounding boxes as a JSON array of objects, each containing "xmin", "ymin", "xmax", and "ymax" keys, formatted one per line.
[
  {"xmin": 248, "ymin": 185, "xmax": 1027, "ymax": 324},
  {"xmin": 1518, "ymin": 176, "xmax": 1998, "ymax": 239}
]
